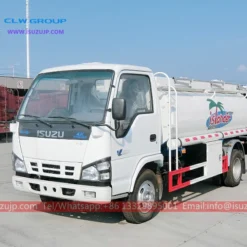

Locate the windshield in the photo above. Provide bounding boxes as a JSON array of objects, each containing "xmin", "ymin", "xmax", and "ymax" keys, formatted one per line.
[{"xmin": 18, "ymin": 70, "xmax": 114, "ymax": 123}]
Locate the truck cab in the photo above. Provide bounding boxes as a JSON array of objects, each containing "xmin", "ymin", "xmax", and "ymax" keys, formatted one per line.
[{"xmin": 11, "ymin": 63, "xmax": 164, "ymax": 223}]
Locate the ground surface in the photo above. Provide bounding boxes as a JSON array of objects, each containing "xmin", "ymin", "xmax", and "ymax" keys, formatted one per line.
[{"xmin": 0, "ymin": 142, "xmax": 247, "ymax": 247}]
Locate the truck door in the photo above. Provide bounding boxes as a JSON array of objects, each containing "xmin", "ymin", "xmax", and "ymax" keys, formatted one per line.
[{"xmin": 110, "ymin": 72, "xmax": 161, "ymax": 196}]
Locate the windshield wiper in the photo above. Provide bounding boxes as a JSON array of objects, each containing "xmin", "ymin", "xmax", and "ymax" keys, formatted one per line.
[
  {"xmin": 46, "ymin": 116, "xmax": 116, "ymax": 131},
  {"xmin": 19, "ymin": 114, "xmax": 52, "ymax": 128},
  {"xmin": 47, "ymin": 116, "xmax": 91, "ymax": 129}
]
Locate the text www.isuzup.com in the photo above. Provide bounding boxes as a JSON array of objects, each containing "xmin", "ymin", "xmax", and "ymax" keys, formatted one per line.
[{"xmin": 7, "ymin": 29, "xmax": 64, "ymax": 35}]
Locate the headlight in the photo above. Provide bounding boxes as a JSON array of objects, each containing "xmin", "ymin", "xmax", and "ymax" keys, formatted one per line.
[
  {"xmin": 81, "ymin": 166, "xmax": 99, "ymax": 181},
  {"xmin": 81, "ymin": 158, "xmax": 111, "ymax": 182},
  {"xmin": 12, "ymin": 153, "xmax": 27, "ymax": 173}
]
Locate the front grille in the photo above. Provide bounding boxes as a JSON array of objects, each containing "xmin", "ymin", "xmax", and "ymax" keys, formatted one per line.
[
  {"xmin": 43, "ymin": 164, "xmax": 60, "ymax": 169},
  {"xmin": 41, "ymin": 163, "xmax": 74, "ymax": 177},
  {"xmin": 42, "ymin": 163, "xmax": 61, "ymax": 175},
  {"xmin": 43, "ymin": 169, "xmax": 60, "ymax": 174},
  {"xmin": 30, "ymin": 162, "xmax": 38, "ymax": 172},
  {"xmin": 28, "ymin": 160, "xmax": 76, "ymax": 178}
]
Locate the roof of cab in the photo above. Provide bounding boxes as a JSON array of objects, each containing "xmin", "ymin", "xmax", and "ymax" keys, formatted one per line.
[{"xmin": 39, "ymin": 62, "xmax": 152, "ymax": 74}]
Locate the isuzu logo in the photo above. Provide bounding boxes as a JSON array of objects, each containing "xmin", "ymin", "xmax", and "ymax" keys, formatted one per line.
[{"xmin": 37, "ymin": 130, "xmax": 65, "ymax": 138}]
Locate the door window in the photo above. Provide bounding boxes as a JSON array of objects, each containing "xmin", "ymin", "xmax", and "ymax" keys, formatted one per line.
[{"xmin": 115, "ymin": 73, "xmax": 153, "ymax": 138}]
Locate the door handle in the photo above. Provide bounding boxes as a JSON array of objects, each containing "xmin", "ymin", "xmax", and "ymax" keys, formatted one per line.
[{"xmin": 150, "ymin": 134, "xmax": 156, "ymax": 142}]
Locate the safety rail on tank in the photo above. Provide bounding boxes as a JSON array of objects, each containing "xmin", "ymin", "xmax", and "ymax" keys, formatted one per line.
[
  {"xmin": 154, "ymin": 72, "xmax": 179, "ymax": 171},
  {"xmin": 171, "ymin": 77, "xmax": 247, "ymax": 95}
]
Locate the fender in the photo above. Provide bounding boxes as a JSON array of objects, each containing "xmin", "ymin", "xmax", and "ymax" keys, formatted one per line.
[
  {"xmin": 129, "ymin": 153, "xmax": 163, "ymax": 192},
  {"xmin": 223, "ymin": 139, "xmax": 246, "ymax": 173}
]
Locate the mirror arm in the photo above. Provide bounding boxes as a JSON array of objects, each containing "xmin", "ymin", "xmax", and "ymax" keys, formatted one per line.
[{"xmin": 94, "ymin": 121, "xmax": 120, "ymax": 131}]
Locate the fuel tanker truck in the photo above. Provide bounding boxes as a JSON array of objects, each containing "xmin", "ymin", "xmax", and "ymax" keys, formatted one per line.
[{"xmin": 9, "ymin": 63, "xmax": 247, "ymax": 223}]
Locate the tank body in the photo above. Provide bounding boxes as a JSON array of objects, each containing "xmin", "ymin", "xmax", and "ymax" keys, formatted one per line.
[{"xmin": 158, "ymin": 91, "xmax": 247, "ymax": 142}]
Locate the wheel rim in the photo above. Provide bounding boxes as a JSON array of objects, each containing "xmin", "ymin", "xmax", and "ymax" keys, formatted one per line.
[
  {"xmin": 233, "ymin": 157, "xmax": 242, "ymax": 181},
  {"xmin": 137, "ymin": 180, "xmax": 155, "ymax": 214}
]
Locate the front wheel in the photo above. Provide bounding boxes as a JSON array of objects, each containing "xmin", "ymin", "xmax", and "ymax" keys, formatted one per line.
[{"xmin": 122, "ymin": 169, "xmax": 160, "ymax": 224}]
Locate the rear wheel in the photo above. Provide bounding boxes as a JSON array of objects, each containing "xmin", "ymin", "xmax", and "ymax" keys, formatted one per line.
[
  {"xmin": 122, "ymin": 169, "xmax": 160, "ymax": 224},
  {"xmin": 223, "ymin": 149, "xmax": 244, "ymax": 187}
]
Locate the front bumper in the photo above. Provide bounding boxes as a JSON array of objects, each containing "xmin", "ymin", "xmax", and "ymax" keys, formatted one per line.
[{"xmin": 12, "ymin": 175, "xmax": 112, "ymax": 203}]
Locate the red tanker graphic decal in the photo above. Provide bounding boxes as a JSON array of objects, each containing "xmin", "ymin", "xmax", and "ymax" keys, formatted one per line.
[{"xmin": 206, "ymin": 99, "xmax": 233, "ymax": 129}]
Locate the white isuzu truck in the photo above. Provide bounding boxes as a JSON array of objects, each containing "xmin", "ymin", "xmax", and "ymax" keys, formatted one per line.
[{"xmin": 10, "ymin": 63, "xmax": 247, "ymax": 223}]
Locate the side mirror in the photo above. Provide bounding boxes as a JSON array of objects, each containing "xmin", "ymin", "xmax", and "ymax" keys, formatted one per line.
[{"xmin": 112, "ymin": 98, "xmax": 126, "ymax": 120}]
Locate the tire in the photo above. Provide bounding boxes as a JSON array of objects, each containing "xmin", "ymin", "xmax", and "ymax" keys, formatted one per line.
[
  {"xmin": 223, "ymin": 149, "xmax": 244, "ymax": 187},
  {"xmin": 122, "ymin": 169, "xmax": 160, "ymax": 224}
]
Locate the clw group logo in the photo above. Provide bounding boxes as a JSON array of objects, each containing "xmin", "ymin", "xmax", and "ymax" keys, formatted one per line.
[{"xmin": 206, "ymin": 99, "xmax": 233, "ymax": 129}]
